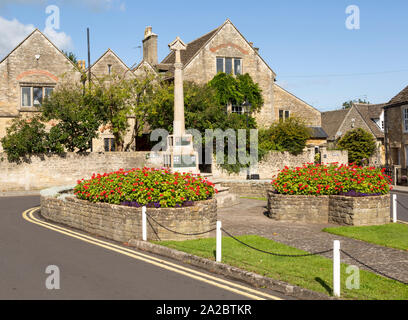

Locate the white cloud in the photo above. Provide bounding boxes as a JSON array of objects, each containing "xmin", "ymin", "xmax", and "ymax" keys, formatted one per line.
[
  {"xmin": 0, "ymin": 16, "xmax": 35, "ymax": 59},
  {"xmin": 0, "ymin": 16, "xmax": 73, "ymax": 60},
  {"xmin": 43, "ymin": 26, "xmax": 73, "ymax": 51}
]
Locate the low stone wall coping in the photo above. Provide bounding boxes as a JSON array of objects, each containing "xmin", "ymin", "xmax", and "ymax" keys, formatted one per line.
[{"xmin": 41, "ymin": 187, "xmax": 217, "ymax": 242}]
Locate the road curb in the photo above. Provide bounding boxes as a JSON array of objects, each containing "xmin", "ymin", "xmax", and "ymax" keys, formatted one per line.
[{"xmin": 128, "ymin": 239, "xmax": 336, "ymax": 301}]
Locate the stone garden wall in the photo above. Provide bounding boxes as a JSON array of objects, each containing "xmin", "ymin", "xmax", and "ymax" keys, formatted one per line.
[
  {"xmin": 219, "ymin": 180, "xmax": 272, "ymax": 198},
  {"xmin": 0, "ymin": 152, "xmax": 164, "ymax": 192},
  {"xmin": 41, "ymin": 192, "xmax": 217, "ymax": 242},
  {"xmin": 329, "ymin": 195, "xmax": 390, "ymax": 226},
  {"xmin": 267, "ymin": 189, "xmax": 391, "ymax": 226},
  {"xmin": 267, "ymin": 191, "xmax": 329, "ymax": 224},
  {"xmin": 212, "ymin": 147, "xmax": 348, "ymax": 180}
]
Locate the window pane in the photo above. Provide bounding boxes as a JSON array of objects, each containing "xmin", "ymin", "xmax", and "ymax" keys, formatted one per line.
[
  {"xmin": 33, "ymin": 87, "xmax": 43, "ymax": 106},
  {"xmin": 225, "ymin": 58, "xmax": 232, "ymax": 74},
  {"xmin": 232, "ymin": 105, "xmax": 243, "ymax": 114},
  {"xmin": 285, "ymin": 111, "xmax": 290, "ymax": 119},
  {"xmin": 104, "ymin": 138, "xmax": 110, "ymax": 152},
  {"xmin": 216, "ymin": 58, "xmax": 224, "ymax": 73},
  {"xmin": 44, "ymin": 87, "xmax": 53, "ymax": 99},
  {"xmin": 279, "ymin": 110, "xmax": 284, "ymax": 120},
  {"xmin": 21, "ymin": 87, "xmax": 31, "ymax": 107},
  {"xmin": 234, "ymin": 59, "xmax": 242, "ymax": 75}
]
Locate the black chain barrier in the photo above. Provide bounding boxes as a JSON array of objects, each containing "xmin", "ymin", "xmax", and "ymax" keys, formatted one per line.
[
  {"xmin": 340, "ymin": 249, "xmax": 408, "ymax": 286},
  {"xmin": 221, "ymin": 228, "xmax": 333, "ymax": 257},
  {"xmin": 145, "ymin": 212, "xmax": 216, "ymax": 236},
  {"xmin": 143, "ymin": 213, "xmax": 408, "ymax": 285}
]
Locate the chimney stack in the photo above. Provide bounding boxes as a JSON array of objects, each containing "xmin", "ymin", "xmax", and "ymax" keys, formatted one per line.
[{"xmin": 143, "ymin": 26, "xmax": 158, "ymax": 66}]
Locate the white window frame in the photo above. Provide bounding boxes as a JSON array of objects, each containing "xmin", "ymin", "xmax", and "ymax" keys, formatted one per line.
[
  {"xmin": 215, "ymin": 57, "xmax": 243, "ymax": 75},
  {"xmin": 20, "ymin": 85, "xmax": 54, "ymax": 107},
  {"xmin": 403, "ymin": 107, "xmax": 408, "ymax": 133}
]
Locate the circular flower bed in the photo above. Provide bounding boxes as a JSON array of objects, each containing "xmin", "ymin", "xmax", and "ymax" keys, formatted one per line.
[
  {"xmin": 272, "ymin": 163, "xmax": 391, "ymax": 196},
  {"xmin": 74, "ymin": 167, "xmax": 218, "ymax": 208}
]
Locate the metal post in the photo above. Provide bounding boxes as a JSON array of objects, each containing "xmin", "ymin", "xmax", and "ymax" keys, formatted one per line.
[
  {"xmin": 333, "ymin": 240, "xmax": 341, "ymax": 298},
  {"xmin": 216, "ymin": 221, "xmax": 222, "ymax": 262},
  {"xmin": 393, "ymin": 194, "xmax": 397, "ymax": 223},
  {"xmin": 142, "ymin": 206, "xmax": 147, "ymax": 241},
  {"xmin": 87, "ymin": 28, "xmax": 91, "ymax": 88}
]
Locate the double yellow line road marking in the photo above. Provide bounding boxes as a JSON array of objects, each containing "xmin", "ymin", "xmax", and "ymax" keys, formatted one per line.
[{"xmin": 23, "ymin": 207, "xmax": 283, "ymax": 301}]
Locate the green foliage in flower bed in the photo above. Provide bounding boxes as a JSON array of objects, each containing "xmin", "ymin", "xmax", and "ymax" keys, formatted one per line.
[
  {"xmin": 74, "ymin": 167, "xmax": 217, "ymax": 207},
  {"xmin": 272, "ymin": 163, "xmax": 391, "ymax": 196}
]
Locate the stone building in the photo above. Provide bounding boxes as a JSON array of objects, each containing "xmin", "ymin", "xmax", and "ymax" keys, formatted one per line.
[
  {"xmin": 384, "ymin": 85, "xmax": 408, "ymax": 168},
  {"xmin": 135, "ymin": 19, "xmax": 324, "ymax": 132},
  {"xmin": 0, "ymin": 20, "xmax": 327, "ymax": 153},
  {"xmin": 321, "ymin": 103, "xmax": 386, "ymax": 165},
  {"xmin": 0, "ymin": 29, "xmax": 81, "ymax": 151}
]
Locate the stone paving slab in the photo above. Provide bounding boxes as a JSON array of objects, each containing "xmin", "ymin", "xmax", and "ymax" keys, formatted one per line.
[{"xmin": 218, "ymin": 199, "xmax": 408, "ymax": 284}]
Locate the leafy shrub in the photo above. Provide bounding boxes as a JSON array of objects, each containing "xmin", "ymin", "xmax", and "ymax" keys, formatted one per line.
[
  {"xmin": 74, "ymin": 167, "xmax": 217, "ymax": 207},
  {"xmin": 259, "ymin": 117, "xmax": 311, "ymax": 156},
  {"xmin": 0, "ymin": 116, "xmax": 63, "ymax": 163},
  {"xmin": 337, "ymin": 128, "xmax": 376, "ymax": 165},
  {"xmin": 272, "ymin": 163, "xmax": 391, "ymax": 196}
]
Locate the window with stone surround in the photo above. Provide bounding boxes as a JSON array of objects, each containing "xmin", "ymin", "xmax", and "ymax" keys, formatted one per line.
[
  {"xmin": 216, "ymin": 57, "xmax": 242, "ymax": 75},
  {"xmin": 21, "ymin": 86, "xmax": 54, "ymax": 107},
  {"xmin": 231, "ymin": 104, "xmax": 244, "ymax": 114},
  {"xmin": 279, "ymin": 109, "xmax": 290, "ymax": 121},
  {"xmin": 403, "ymin": 107, "xmax": 408, "ymax": 133}
]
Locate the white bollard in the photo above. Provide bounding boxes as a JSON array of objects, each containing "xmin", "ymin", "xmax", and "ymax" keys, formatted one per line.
[
  {"xmin": 393, "ymin": 194, "xmax": 397, "ymax": 223},
  {"xmin": 333, "ymin": 240, "xmax": 341, "ymax": 298},
  {"xmin": 216, "ymin": 221, "xmax": 222, "ymax": 262},
  {"xmin": 142, "ymin": 206, "xmax": 147, "ymax": 241}
]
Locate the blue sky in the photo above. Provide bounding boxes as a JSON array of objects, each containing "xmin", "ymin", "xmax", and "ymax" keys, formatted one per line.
[{"xmin": 0, "ymin": 0, "xmax": 407, "ymax": 111}]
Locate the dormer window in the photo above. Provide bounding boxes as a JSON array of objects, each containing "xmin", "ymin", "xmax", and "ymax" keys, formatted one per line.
[{"xmin": 216, "ymin": 57, "xmax": 242, "ymax": 75}]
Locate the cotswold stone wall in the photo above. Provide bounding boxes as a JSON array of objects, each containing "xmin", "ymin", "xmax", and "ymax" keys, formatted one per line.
[
  {"xmin": 41, "ymin": 195, "xmax": 217, "ymax": 242},
  {"xmin": 267, "ymin": 191, "xmax": 329, "ymax": 224},
  {"xmin": 267, "ymin": 190, "xmax": 391, "ymax": 226},
  {"xmin": 0, "ymin": 152, "xmax": 164, "ymax": 192},
  {"xmin": 219, "ymin": 181, "xmax": 271, "ymax": 198},
  {"xmin": 329, "ymin": 195, "xmax": 390, "ymax": 226},
  {"xmin": 212, "ymin": 148, "xmax": 348, "ymax": 180}
]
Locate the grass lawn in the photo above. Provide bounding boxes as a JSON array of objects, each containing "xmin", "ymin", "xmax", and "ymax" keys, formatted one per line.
[
  {"xmin": 155, "ymin": 235, "xmax": 408, "ymax": 300},
  {"xmin": 323, "ymin": 223, "xmax": 408, "ymax": 251}
]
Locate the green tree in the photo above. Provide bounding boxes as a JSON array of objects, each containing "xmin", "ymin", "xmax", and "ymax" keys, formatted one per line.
[
  {"xmin": 337, "ymin": 128, "xmax": 376, "ymax": 165},
  {"xmin": 207, "ymin": 72, "xmax": 264, "ymax": 113},
  {"xmin": 91, "ymin": 75, "xmax": 133, "ymax": 151},
  {"xmin": 0, "ymin": 116, "xmax": 63, "ymax": 163},
  {"xmin": 41, "ymin": 81, "xmax": 105, "ymax": 152},
  {"xmin": 62, "ymin": 50, "xmax": 78, "ymax": 65},
  {"xmin": 124, "ymin": 74, "xmax": 157, "ymax": 151},
  {"xmin": 342, "ymin": 98, "xmax": 370, "ymax": 109},
  {"xmin": 260, "ymin": 117, "xmax": 311, "ymax": 155}
]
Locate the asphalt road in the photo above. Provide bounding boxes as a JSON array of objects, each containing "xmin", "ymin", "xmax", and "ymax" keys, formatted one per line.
[
  {"xmin": 391, "ymin": 190, "xmax": 408, "ymax": 223},
  {"xmin": 0, "ymin": 196, "xmax": 289, "ymax": 300}
]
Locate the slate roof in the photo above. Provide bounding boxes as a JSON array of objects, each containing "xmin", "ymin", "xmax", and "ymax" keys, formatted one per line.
[
  {"xmin": 353, "ymin": 103, "xmax": 385, "ymax": 139},
  {"xmin": 308, "ymin": 127, "xmax": 328, "ymax": 139},
  {"xmin": 387, "ymin": 85, "xmax": 408, "ymax": 106},
  {"xmin": 321, "ymin": 109, "xmax": 349, "ymax": 140},
  {"xmin": 322, "ymin": 104, "xmax": 385, "ymax": 141},
  {"xmin": 160, "ymin": 27, "xmax": 221, "ymax": 71}
]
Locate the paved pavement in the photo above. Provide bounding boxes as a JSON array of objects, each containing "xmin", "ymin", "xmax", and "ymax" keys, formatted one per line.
[
  {"xmin": 218, "ymin": 199, "xmax": 408, "ymax": 286},
  {"xmin": 0, "ymin": 196, "xmax": 289, "ymax": 300},
  {"xmin": 391, "ymin": 188, "xmax": 408, "ymax": 223}
]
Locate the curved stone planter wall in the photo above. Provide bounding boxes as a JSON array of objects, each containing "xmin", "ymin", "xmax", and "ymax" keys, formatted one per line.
[
  {"xmin": 267, "ymin": 189, "xmax": 390, "ymax": 226},
  {"xmin": 41, "ymin": 187, "xmax": 217, "ymax": 242}
]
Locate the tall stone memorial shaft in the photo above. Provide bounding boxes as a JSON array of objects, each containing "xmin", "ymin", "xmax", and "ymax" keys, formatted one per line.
[{"xmin": 165, "ymin": 37, "xmax": 199, "ymax": 173}]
